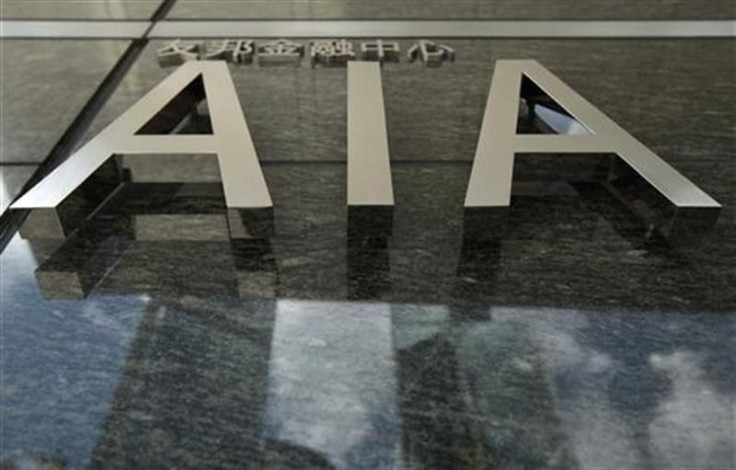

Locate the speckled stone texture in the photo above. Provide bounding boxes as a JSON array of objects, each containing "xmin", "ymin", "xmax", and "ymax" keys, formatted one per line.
[
  {"xmin": 0, "ymin": 0, "xmax": 162, "ymax": 19},
  {"xmin": 0, "ymin": 40, "xmax": 130, "ymax": 163},
  {"xmin": 1, "ymin": 36, "xmax": 734, "ymax": 470},
  {"xmin": 83, "ymin": 39, "xmax": 735, "ymax": 171},
  {"xmin": 167, "ymin": 0, "xmax": 736, "ymax": 20},
  {"xmin": 77, "ymin": 38, "xmax": 735, "ymax": 310}
]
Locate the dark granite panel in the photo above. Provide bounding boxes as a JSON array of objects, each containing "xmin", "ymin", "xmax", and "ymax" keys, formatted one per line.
[
  {"xmin": 82, "ymin": 39, "xmax": 734, "ymax": 177},
  {"xmin": 16, "ymin": 160, "xmax": 733, "ymax": 310},
  {"xmin": 77, "ymin": 38, "xmax": 734, "ymax": 276},
  {"xmin": 90, "ymin": 298, "xmax": 276, "ymax": 469},
  {"xmin": 0, "ymin": 235, "xmax": 149, "ymax": 469},
  {"xmin": 46, "ymin": 36, "xmax": 736, "ymax": 310},
  {"xmin": 0, "ymin": 165, "xmax": 36, "ymax": 214},
  {"xmin": 1, "ymin": 36, "xmax": 734, "ymax": 470},
  {"xmin": 0, "ymin": 0, "xmax": 161, "ymax": 19},
  {"xmin": 168, "ymin": 0, "xmax": 735, "ymax": 20},
  {"xmin": 81, "ymin": 42, "xmax": 350, "ymax": 163},
  {"xmin": 2, "ymin": 232, "xmax": 733, "ymax": 469},
  {"xmin": 0, "ymin": 39, "xmax": 130, "ymax": 163}
]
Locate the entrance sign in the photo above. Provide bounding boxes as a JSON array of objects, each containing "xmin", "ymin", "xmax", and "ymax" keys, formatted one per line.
[
  {"xmin": 347, "ymin": 62, "xmax": 394, "ymax": 206},
  {"xmin": 12, "ymin": 59, "xmax": 720, "ymax": 241},
  {"xmin": 11, "ymin": 61, "xmax": 272, "ymax": 213},
  {"xmin": 465, "ymin": 60, "xmax": 721, "ymax": 215}
]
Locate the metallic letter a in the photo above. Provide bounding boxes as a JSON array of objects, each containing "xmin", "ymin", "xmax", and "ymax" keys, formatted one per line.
[
  {"xmin": 12, "ymin": 61, "xmax": 272, "ymax": 238},
  {"xmin": 465, "ymin": 60, "xmax": 720, "ymax": 239}
]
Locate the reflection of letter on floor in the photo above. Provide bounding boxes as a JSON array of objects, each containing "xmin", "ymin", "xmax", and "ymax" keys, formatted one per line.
[{"xmin": 264, "ymin": 300, "xmax": 399, "ymax": 469}]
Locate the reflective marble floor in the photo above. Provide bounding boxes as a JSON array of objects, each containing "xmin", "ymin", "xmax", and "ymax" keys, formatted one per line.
[
  {"xmin": 0, "ymin": 4, "xmax": 734, "ymax": 470},
  {"xmin": 2, "ymin": 230, "xmax": 734, "ymax": 469}
]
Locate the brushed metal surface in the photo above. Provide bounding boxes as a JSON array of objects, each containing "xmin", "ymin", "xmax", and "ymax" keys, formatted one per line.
[
  {"xmin": 150, "ymin": 20, "xmax": 736, "ymax": 39},
  {"xmin": 12, "ymin": 61, "xmax": 272, "ymax": 211},
  {"xmin": 465, "ymin": 60, "xmax": 721, "ymax": 210},
  {"xmin": 347, "ymin": 62, "xmax": 394, "ymax": 206}
]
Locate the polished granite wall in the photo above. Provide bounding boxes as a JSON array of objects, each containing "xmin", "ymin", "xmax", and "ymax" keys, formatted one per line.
[
  {"xmin": 0, "ymin": 39, "xmax": 131, "ymax": 219},
  {"xmin": 0, "ymin": 40, "xmax": 131, "ymax": 165},
  {"xmin": 77, "ymin": 38, "xmax": 735, "ymax": 310},
  {"xmin": 167, "ymin": 0, "xmax": 736, "ymax": 20},
  {"xmin": 2, "ymin": 0, "xmax": 732, "ymax": 20},
  {"xmin": 1, "ymin": 19, "xmax": 734, "ymax": 470},
  {"xmin": 0, "ymin": 0, "xmax": 161, "ymax": 19},
  {"xmin": 3, "ymin": 232, "xmax": 734, "ymax": 468}
]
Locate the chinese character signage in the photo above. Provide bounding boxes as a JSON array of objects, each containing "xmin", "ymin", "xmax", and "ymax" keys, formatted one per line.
[{"xmin": 156, "ymin": 38, "xmax": 456, "ymax": 68}]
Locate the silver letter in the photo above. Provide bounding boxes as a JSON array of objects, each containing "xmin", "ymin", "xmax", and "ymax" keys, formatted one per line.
[
  {"xmin": 347, "ymin": 61, "xmax": 394, "ymax": 207},
  {"xmin": 12, "ymin": 61, "xmax": 272, "ymax": 239},
  {"xmin": 465, "ymin": 60, "xmax": 720, "ymax": 238}
]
